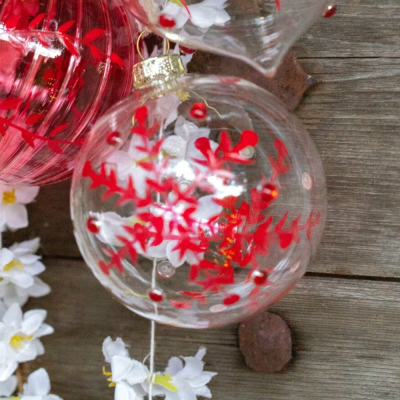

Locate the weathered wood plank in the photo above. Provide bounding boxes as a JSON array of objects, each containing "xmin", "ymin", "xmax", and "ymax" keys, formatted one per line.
[
  {"xmin": 26, "ymin": 259, "xmax": 400, "ymax": 400},
  {"xmin": 298, "ymin": 58, "xmax": 400, "ymax": 277},
  {"xmin": 295, "ymin": 0, "xmax": 400, "ymax": 58}
]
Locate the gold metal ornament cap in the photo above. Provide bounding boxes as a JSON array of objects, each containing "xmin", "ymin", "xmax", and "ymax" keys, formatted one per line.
[{"xmin": 133, "ymin": 54, "xmax": 185, "ymax": 89}]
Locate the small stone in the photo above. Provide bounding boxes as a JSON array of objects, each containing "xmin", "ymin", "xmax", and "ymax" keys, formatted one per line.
[{"xmin": 239, "ymin": 311, "xmax": 292, "ymax": 372}]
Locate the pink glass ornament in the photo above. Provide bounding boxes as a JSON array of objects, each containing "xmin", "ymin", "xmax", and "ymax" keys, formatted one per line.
[
  {"xmin": 0, "ymin": 0, "xmax": 136, "ymax": 186},
  {"xmin": 71, "ymin": 63, "xmax": 327, "ymax": 329},
  {"xmin": 122, "ymin": 0, "xmax": 331, "ymax": 76}
]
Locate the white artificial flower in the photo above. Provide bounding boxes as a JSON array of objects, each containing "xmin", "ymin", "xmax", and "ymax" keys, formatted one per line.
[
  {"xmin": 20, "ymin": 368, "xmax": 62, "ymax": 400},
  {"xmin": 162, "ymin": 118, "xmax": 219, "ymax": 179},
  {"xmin": 148, "ymin": 92, "xmax": 182, "ymax": 129},
  {"xmin": 147, "ymin": 195, "xmax": 222, "ymax": 268},
  {"xmin": 0, "ymin": 303, "xmax": 54, "ymax": 381},
  {"xmin": 93, "ymin": 192, "xmax": 222, "ymax": 268},
  {"xmin": 0, "ymin": 185, "xmax": 39, "ymax": 232},
  {"xmin": 107, "ymin": 116, "xmax": 213, "ymax": 199},
  {"xmin": 102, "ymin": 338, "xmax": 216, "ymax": 400},
  {"xmin": 107, "ymin": 135, "xmax": 155, "ymax": 197},
  {"xmin": 138, "ymin": 194, "xmax": 222, "ymax": 267},
  {"xmin": 160, "ymin": 347, "xmax": 217, "ymax": 400},
  {"xmin": 162, "ymin": 0, "xmax": 230, "ymax": 30},
  {"xmin": 0, "ymin": 374, "xmax": 17, "ymax": 397},
  {"xmin": 89, "ymin": 212, "xmax": 135, "ymax": 247},
  {"xmin": 173, "ymin": 44, "xmax": 194, "ymax": 70},
  {"xmin": 162, "ymin": 117, "xmax": 212, "ymax": 160},
  {"xmin": 103, "ymin": 337, "xmax": 149, "ymax": 400},
  {"xmin": 0, "ymin": 239, "xmax": 50, "ymax": 316},
  {"xmin": 103, "ymin": 337, "xmax": 130, "ymax": 363}
]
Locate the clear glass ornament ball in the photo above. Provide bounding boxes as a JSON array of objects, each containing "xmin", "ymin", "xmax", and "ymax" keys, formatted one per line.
[{"xmin": 71, "ymin": 74, "xmax": 327, "ymax": 328}]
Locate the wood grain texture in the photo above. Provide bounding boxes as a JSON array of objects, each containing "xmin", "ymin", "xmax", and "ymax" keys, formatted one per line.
[
  {"xmin": 295, "ymin": 0, "xmax": 400, "ymax": 59},
  {"xmin": 298, "ymin": 57, "xmax": 400, "ymax": 278},
  {"xmin": 26, "ymin": 259, "xmax": 400, "ymax": 400}
]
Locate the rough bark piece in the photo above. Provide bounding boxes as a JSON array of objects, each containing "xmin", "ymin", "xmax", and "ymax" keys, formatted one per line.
[
  {"xmin": 189, "ymin": 52, "xmax": 316, "ymax": 111},
  {"xmin": 239, "ymin": 311, "xmax": 292, "ymax": 373}
]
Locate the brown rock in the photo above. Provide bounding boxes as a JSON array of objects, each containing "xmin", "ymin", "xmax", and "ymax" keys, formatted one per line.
[
  {"xmin": 189, "ymin": 51, "xmax": 316, "ymax": 112},
  {"xmin": 239, "ymin": 311, "xmax": 292, "ymax": 373}
]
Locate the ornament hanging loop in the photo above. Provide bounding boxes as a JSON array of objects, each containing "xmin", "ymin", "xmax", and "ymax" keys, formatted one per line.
[{"xmin": 136, "ymin": 29, "xmax": 171, "ymax": 61}]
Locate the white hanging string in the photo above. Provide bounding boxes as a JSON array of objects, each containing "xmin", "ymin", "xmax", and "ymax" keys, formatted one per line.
[
  {"xmin": 148, "ymin": 262, "xmax": 157, "ymax": 400},
  {"xmin": 148, "ymin": 36, "xmax": 169, "ymax": 400}
]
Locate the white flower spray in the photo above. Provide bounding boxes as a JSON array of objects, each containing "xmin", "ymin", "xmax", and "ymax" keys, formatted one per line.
[
  {"xmin": 0, "ymin": 184, "xmax": 61, "ymax": 400},
  {"xmin": 102, "ymin": 337, "xmax": 217, "ymax": 400}
]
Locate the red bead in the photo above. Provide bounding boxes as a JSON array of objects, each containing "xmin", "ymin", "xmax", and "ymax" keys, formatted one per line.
[
  {"xmin": 180, "ymin": 45, "xmax": 196, "ymax": 55},
  {"xmin": 87, "ymin": 217, "xmax": 100, "ymax": 234},
  {"xmin": 190, "ymin": 103, "xmax": 207, "ymax": 120},
  {"xmin": 223, "ymin": 294, "xmax": 240, "ymax": 306},
  {"xmin": 323, "ymin": 5, "xmax": 336, "ymax": 18},
  {"xmin": 261, "ymin": 183, "xmax": 278, "ymax": 203},
  {"xmin": 106, "ymin": 131, "xmax": 121, "ymax": 146},
  {"xmin": 159, "ymin": 15, "xmax": 176, "ymax": 28},
  {"xmin": 149, "ymin": 289, "xmax": 164, "ymax": 303},
  {"xmin": 251, "ymin": 270, "xmax": 268, "ymax": 286}
]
